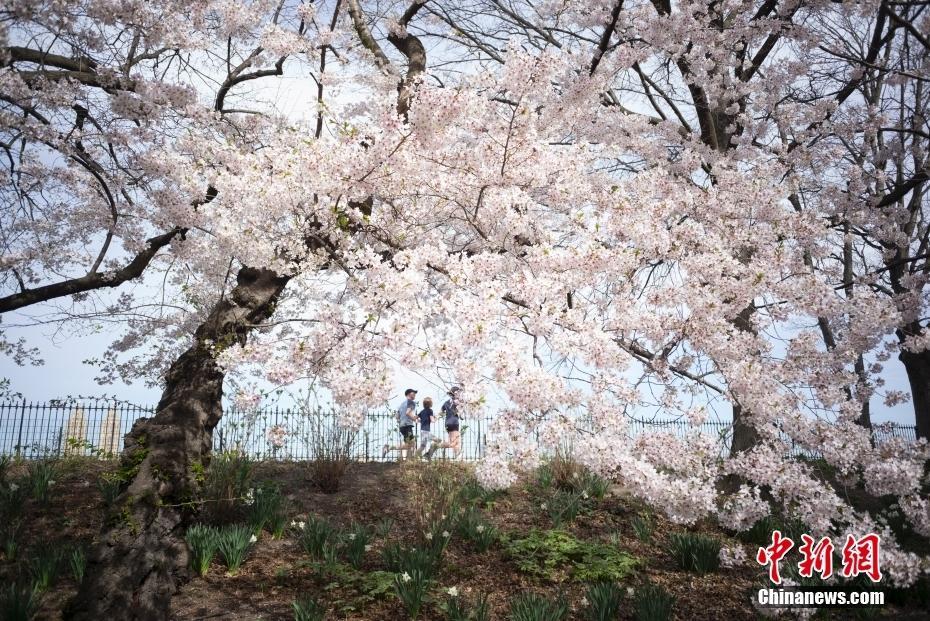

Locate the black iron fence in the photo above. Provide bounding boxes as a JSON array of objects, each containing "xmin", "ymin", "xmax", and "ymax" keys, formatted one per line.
[{"xmin": 0, "ymin": 400, "xmax": 919, "ymax": 461}]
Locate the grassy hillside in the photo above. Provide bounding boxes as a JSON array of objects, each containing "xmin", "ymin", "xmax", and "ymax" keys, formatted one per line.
[{"xmin": 0, "ymin": 454, "xmax": 925, "ymax": 620}]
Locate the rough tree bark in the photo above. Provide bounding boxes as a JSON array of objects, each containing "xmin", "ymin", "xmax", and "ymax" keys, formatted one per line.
[
  {"xmin": 66, "ymin": 2, "xmax": 421, "ymax": 616},
  {"xmin": 729, "ymin": 304, "xmax": 762, "ymax": 457},
  {"xmin": 66, "ymin": 266, "xmax": 290, "ymax": 620},
  {"xmin": 898, "ymin": 326, "xmax": 930, "ymax": 442}
]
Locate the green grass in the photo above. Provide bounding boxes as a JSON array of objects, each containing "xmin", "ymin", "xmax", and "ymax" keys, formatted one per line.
[
  {"xmin": 0, "ymin": 581, "xmax": 39, "ymax": 621},
  {"xmin": 394, "ymin": 569, "xmax": 431, "ymax": 620},
  {"xmin": 583, "ymin": 581, "xmax": 623, "ymax": 621},
  {"xmin": 292, "ymin": 596, "xmax": 326, "ymax": 621},
  {"xmin": 216, "ymin": 524, "xmax": 254, "ymax": 575},
  {"xmin": 668, "ymin": 532, "xmax": 721, "ymax": 575},
  {"xmin": 633, "ymin": 583, "xmax": 674, "ymax": 621},
  {"xmin": 186, "ymin": 524, "xmax": 220, "ymax": 577},
  {"xmin": 508, "ymin": 592, "xmax": 568, "ymax": 621}
]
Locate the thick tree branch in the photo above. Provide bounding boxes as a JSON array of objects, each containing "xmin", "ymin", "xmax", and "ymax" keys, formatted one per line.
[
  {"xmin": 214, "ymin": 52, "xmax": 286, "ymax": 112},
  {"xmin": 0, "ymin": 228, "xmax": 184, "ymax": 314},
  {"xmin": 345, "ymin": 0, "xmax": 399, "ymax": 77},
  {"xmin": 875, "ymin": 166, "xmax": 929, "ymax": 207},
  {"xmin": 7, "ymin": 46, "xmax": 97, "ymax": 72},
  {"xmin": 589, "ymin": 0, "xmax": 624, "ymax": 76}
]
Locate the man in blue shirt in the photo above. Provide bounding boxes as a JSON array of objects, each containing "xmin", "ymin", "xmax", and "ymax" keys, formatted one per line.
[{"xmin": 382, "ymin": 388, "xmax": 418, "ymax": 460}]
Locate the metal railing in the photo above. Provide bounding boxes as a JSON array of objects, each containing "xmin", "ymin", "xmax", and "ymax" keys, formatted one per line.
[{"xmin": 0, "ymin": 400, "xmax": 918, "ymax": 461}]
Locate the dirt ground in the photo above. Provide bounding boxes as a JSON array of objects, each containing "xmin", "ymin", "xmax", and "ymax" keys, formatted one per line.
[{"xmin": 1, "ymin": 458, "xmax": 927, "ymax": 620}]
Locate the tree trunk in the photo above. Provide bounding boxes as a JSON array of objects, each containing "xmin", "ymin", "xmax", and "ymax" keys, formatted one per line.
[
  {"xmin": 66, "ymin": 266, "xmax": 290, "ymax": 620},
  {"xmin": 719, "ymin": 305, "xmax": 763, "ymax": 494},
  {"xmin": 854, "ymin": 354, "xmax": 873, "ymax": 433},
  {"xmin": 730, "ymin": 402, "xmax": 761, "ymax": 455},
  {"xmin": 899, "ymin": 345, "xmax": 930, "ymax": 441},
  {"xmin": 729, "ymin": 304, "xmax": 760, "ymax": 458}
]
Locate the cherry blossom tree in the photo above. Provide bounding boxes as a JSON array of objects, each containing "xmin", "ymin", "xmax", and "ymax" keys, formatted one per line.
[
  {"xmin": 2, "ymin": 0, "xmax": 339, "ymax": 617},
  {"xmin": 205, "ymin": 0, "xmax": 930, "ymax": 591},
  {"xmin": 2, "ymin": 0, "xmax": 928, "ymax": 618}
]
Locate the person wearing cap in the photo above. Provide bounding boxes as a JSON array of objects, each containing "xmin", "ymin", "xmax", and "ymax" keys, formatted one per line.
[
  {"xmin": 382, "ymin": 388, "xmax": 419, "ymax": 460},
  {"xmin": 427, "ymin": 386, "xmax": 463, "ymax": 459}
]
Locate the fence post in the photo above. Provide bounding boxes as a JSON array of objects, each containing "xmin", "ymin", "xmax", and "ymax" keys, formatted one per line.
[
  {"xmin": 109, "ymin": 405, "xmax": 118, "ymax": 458},
  {"xmin": 15, "ymin": 399, "xmax": 27, "ymax": 457},
  {"xmin": 55, "ymin": 405, "xmax": 62, "ymax": 458}
]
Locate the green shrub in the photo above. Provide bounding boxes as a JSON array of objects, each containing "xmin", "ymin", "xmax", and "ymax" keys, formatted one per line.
[
  {"xmin": 186, "ymin": 524, "xmax": 220, "ymax": 577},
  {"xmin": 668, "ymin": 532, "xmax": 721, "ymax": 575},
  {"xmin": 216, "ymin": 524, "xmax": 255, "ymax": 575},
  {"xmin": 584, "ymin": 581, "xmax": 623, "ymax": 621},
  {"xmin": 1, "ymin": 519, "xmax": 22, "ymax": 561},
  {"xmin": 547, "ymin": 489, "xmax": 583, "ymax": 527},
  {"xmin": 0, "ymin": 480, "xmax": 27, "ymax": 562},
  {"xmin": 503, "ymin": 529, "xmax": 637, "ymax": 583},
  {"xmin": 374, "ymin": 517, "xmax": 394, "ymax": 539},
  {"xmin": 535, "ymin": 462, "xmax": 554, "ymax": 490},
  {"xmin": 381, "ymin": 541, "xmax": 405, "ymax": 572},
  {"xmin": 26, "ymin": 460, "xmax": 57, "ymax": 504},
  {"xmin": 442, "ymin": 591, "xmax": 490, "ymax": 621},
  {"xmin": 424, "ymin": 519, "xmax": 454, "ymax": 563},
  {"xmin": 631, "ymin": 515, "xmax": 652, "ymax": 543},
  {"xmin": 343, "ymin": 522, "xmax": 372, "ymax": 569},
  {"xmin": 0, "ymin": 455, "xmax": 10, "ymax": 484},
  {"xmin": 0, "ymin": 581, "xmax": 39, "ymax": 621},
  {"xmin": 383, "ymin": 544, "xmax": 441, "ymax": 579},
  {"xmin": 202, "ymin": 451, "xmax": 254, "ymax": 522},
  {"xmin": 247, "ymin": 483, "xmax": 284, "ymax": 535},
  {"xmin": 318, "ymin": 564, "xmax": 395, "ymax": 609},
  {"xmin": 508, "ymin": 592, "xmax": 568, "ymax": 621},
  {"xmin": 28, "ymin": 545, "xmax": 63, "ymax": 592},
  {"xmin": 292, "ymin": 595, "xmax": 326, "ymax": 621},
  {"xmin": 69, "ymin": 547, "xmax": 86, "ymax": 584},
  {"xmin": 268, "ymin": 511, "xmax": 288, "ymax": 539},
  {"xmin": 0, "ymin": 481, "xmax": 27, "ymax": 521},
  {"xmin": 457, "ymin": 477, "xmax": 500, "ymax": 508},
  {"xmin": 633, "ymin": 584, "xmax": 674, "ymax": 621},
  {"xmin": 457, "ymin": 506, "xmax": 497, "ymax": 552},
  {"xmin": 737, "ymin": 514, "xmax": 805, "ymax": 547},
  {"xmin": 96, "ymin": 473, "xmax": 123, "ymax": 506},
  {"xmin": 579, "ymin": 471, "xmax": 609, "ymax": 500},
  {"xmin": 394, "ymin": 569, "xmax": 430, "ymax": 620},
  {"xmin": 319, "ymin": 540, "xmax": 340, "ymax": 574},
  {"xmin": 297, "ymin": 515, "xmax": 337, "ymax": 558}
]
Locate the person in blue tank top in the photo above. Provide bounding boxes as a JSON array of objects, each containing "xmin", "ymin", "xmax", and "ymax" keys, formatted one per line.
[{"xmin": 426, "ymin": 386, "xmax": 462, "ymax": 459}]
